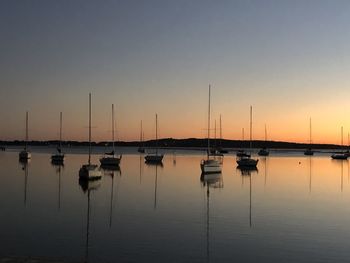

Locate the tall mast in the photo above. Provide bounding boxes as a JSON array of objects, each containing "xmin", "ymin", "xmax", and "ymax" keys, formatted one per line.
[
  {"xmin": 265, "ymin": 124, "xmax": 267, "ymax": 142},
  {"xmin": 59, "ymin": 112, "xmax": 62, "ymax": 150},
  {"xmin": 250, "ymin": 106, "xmax": 253, "ymax": 154},
  {"xmin": 220, "ymin": 114, "xmax": 222, "ymax": 148},
  {"xmin": 112, "ymin": 104, "xmax": 115, "ymax": 155},
  {"xmin": 88, "ymin": 93, "xmax": 91, "ymax": 165},
  {"xmin": 155, "ymin": 114, "xmax": 158, "ymax": 155},
  {"xmin": 341, "ymin": 126, "xmax": 343, "ymax": 147},
  {"xmin": 207, "ymin": 85, "xmax": 211, "ymax": 157},
  {"xmin": 140, "ymin": 120, "xmax": 143, "ymax": 144},
  {"xmin": 25, "ymin": 111, "xmax": 28, "ymax": 151},
  {"xmin": 309, "ymin": 118, "xmax": 312, "ymax": 145},
  {"xmin": 214, "ymin": 119, "xmax": 217, "ymax": 148}
]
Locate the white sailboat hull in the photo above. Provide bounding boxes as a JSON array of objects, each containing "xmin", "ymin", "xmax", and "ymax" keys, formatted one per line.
[{"xmin": 200, "ymin": 159, "xmax": 222, "ymax": 174}]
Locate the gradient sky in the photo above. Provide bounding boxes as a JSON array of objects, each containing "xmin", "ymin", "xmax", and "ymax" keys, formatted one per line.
[{"xmin": 1, "ymin": 0, "xmax": 350, "ymax": 144}]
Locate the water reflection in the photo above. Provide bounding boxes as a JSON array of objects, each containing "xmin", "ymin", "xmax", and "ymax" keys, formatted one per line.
[
  {"xmin": 79, "ymin": 179, "xmax": 101, "ymax": 263},
  {"xmin": 52, "ymin": 163, "xmax": 64, "ymax": 210},
  {"xmin": 200, "ymin": 173, "xmax": 223, "ymax": 263},
  {"xmin": 20, "ymin": 161, "xmax": 30, "ymax": 206},
  {"xmin": 238, "ymin": 167, "xmax": 258, "ymax": 228},
  {"xmin": 100, "ymin": 166, "xmax": 122, "ymax": 228}
]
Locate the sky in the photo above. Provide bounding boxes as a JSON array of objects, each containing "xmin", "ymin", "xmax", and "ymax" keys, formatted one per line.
[{"xmin": 1, "ymin": 0, "xmax": 350, "ymax": 144}]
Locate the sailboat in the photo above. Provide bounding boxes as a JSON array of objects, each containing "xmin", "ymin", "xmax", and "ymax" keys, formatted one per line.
[
  {"xmin": 218, "ymin": 115, "xmax": 228, "ymax": 154},
  {"xmin": 200, "ymin": 85, "xmax": 222, "ymax": 174},
  {"xmin": 331, "ymin": 126, "xmax": 348, "ymax": 160},
  {"xmin": 237, "ymin": 106, "xmax": 259, "ymax": 168},
  {"xmin": 237, "ymin": 128, "xmax": 250, "ymax": 157},
  {"xmin": 145, "ymin": 114, "xmax": 164, "ymax": 163},
  {"xmin": 100, "ymin": 104, "xmax": 122, "ymax": 167},
  {"xmin": 51, "ymin": 112, "xmax": 65, "ymax": 164},
  {"xmin": 258, "ymin": 124, "xmax": 269, "ymax": 156},
  {"xmin": 79, "ymin": 93, "xmax": 102, "ymax": 180},
  {"xmin": 138, "ymin": 120, "xmax": 145, "ymax": 153},
  {"xmin": 19, "ymin": 111, "xmax": 31, "ymax": 161},
  {"xmin": 304, "ymin": 118, "xmax": 314, "ymax": 156},
  {"xmin": 210, "ymin": 119, "xmax": 223, "ymax": 156}
]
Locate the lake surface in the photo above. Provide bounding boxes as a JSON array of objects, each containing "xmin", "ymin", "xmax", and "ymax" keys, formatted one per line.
[{"xmin": 1, "ymin": 148, "xmax": 350, "ymax": 262}]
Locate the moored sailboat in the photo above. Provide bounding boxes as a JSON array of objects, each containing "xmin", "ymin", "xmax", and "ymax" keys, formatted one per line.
[
  {"xmin": 51, "ymin": 112, "xmax": 65, "ymax": 164},
  {"xmin": 79, "ymin": 93, "xmax": 102, "ymax": 180},
  {"xmin": 237, "ymin": 106, "xmax": 258, "ymax": 168},
  {"xmin": 304, "ymin": 118, "xmax": 314, "ymax": 156},
  {"xmin": 331, "ymin": 126, "xmax": 348, "ymax": 160},
  {"xmin": 145, "ymin": 114, "xmax": 164, "ymax": 163},
  {"xmin": 100, "ymin": 104, "xmax": 122, "ymax": 167},
  {"xmin": 19, "ymin": 111, "xmax": 31, "ymax": 161},
  {"xmin": 200, "ymin": 85, "xmax": 222, "ymax": 174},
  {"xmin": 258, "ymin": 124, "xmax": 269, "ymax": 156}
]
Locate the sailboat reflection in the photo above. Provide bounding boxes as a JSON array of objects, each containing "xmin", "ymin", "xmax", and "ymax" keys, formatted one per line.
[
  {"xmin": 52, "ymin": 163, "xmax": 64, "ymax": 210},
  {"xmin": 332, "ymin": 158, "xmax": 345, "ymax": 192},
  {"xmin": 79, "ymin": 179, "xmax": 101, "ymax": 263},
  {"xmin": 261, "ymin": 157, "xmax": 268, "ymax": 187},
  {"xmin": 153, "ymin": 164, "xmax": 162, "ymax": 210},
  {"xmin": 20, "ymin": 160, "xmax": 30, "ymax": 206},
  {"xmin": 100, "ymin": 166, "xmax": 121, "ymax": 228},
  {"xmin": 238, "ymin": 167, "xmax": 258, "ymax": 227},
  {"xmin": 308, "ymin": 157, "xmax": 312, "ymax": 193},
  {"xmin": 200, "ymin": 172, "xmax": 223, "ymax": 263}
]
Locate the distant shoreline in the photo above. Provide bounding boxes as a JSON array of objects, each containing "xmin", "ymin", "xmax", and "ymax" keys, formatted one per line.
[{"xmin": 0, "ymin": 138, "xmax": 348, "ymax": 151}]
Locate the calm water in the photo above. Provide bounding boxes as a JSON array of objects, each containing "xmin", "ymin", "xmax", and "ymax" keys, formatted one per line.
[{"xmin": 1, "ymin": 149, "xmax": 350, "ymax": 262}]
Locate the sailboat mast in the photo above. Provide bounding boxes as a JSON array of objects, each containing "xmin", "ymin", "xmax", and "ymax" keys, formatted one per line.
[
  {"xmin": 250, "ymin": 106, "xmax": 252, "ymax": 154},
  {"xmin": 220, "ymin": 114, "xmax": 222, "ymax": 147},
  {"xmin": 341, "ymin": 126, "xmax": 343, "ymax": 147},
  {"xmin": 214, "ymin": 119, "xmax": 217, "ymax": 148},
  {"xmin": 112, "ymin": 104, "xmax": 115, "ymax": 155},
  {"xmin": 207, "ymin": 85, "xmax": 211, "ymax": 157},
  {"xmin": 140, "ymin": 120, "xmax": 143, "ymax": 144},
  {"xmin": 88, "ymin": 93, "xmax": 91, "ymax": 165},
  {"xmin": 155, "ymin": 114, "xmax": 158, "ymax": 155},
  {"xmin": 59, "ymin": 112, "xmax": 62, "ymax": 150},
  {"xmin": 309, "ymin": 118, "xmax": 312, "ymax": 145},
  {"xmin": 25, "ymin": 111, "xmax": 28, "ymax": 151}
]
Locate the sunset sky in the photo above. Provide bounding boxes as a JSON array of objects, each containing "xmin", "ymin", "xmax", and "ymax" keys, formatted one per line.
[{"xmin": 1, "ymin": 0, "xmax": 350, "ymax": 144}]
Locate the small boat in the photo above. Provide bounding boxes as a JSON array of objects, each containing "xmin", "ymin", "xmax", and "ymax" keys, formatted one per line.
[
  {"xmin": 237, "ymin": 128, "xmax": 249, "ymax": 157},
  {"xmin": 79, "ymin": 93, "xmax": 102, "ymax": 181},
  {"xmin": 237, "ymin": 149, "xmax": 250, "ymax": 158},
  {"xmin": 304, "ymin": 118, "xmax": 314, "ymax": 156},
  {"xmin": 138, "ymin": 120, "xmax": 145, "ymax": 153},
  {"xmin": 200, "ymin": 85, "xmax": 222, "ymax": 174},
  {"xmin": 19, "ymin": 111, "xmax": 31, "ymax": 161},
  {"xmin": 304, "ymin": 148, "xmax": 314, "ymax": 156},
  {"xmin": 331, "ymin": 153, "xmax": 348, "ymax": 160},
  {"xmin": 258, "ymin": 124, "xmax": 269, "ymax": 156},
  {"xmin": 145, "ymin": 114, "xmax": 164, "ymax": 164},
  {"xmin": 331, "ymin": 126, "xmax": 348, "ymax": 160},
  {"xmin": 100, "ymin": 104, "xmax": 122, "ymax": 167},
  {"xmin": 237, "ymin": 106, "xmax": 258, "ymax": 168},
  {"xmin": 258, "ymin": 148, "xmax": 269, "ymax": 156},
  {"xmin": 218, "ymin": 115, "xmax": 228, "ymax": 154},
  {"xmin": 51, "ymin": 112, "xmax": 65, "ymax": 164}
]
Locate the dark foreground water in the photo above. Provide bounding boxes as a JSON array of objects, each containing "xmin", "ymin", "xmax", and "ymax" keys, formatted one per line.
[{"xmin": 1, "ymin": 149, "xmax": 350, "ymax": 263}]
